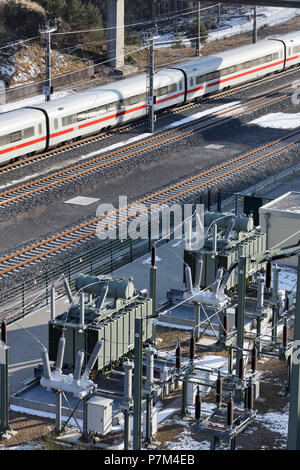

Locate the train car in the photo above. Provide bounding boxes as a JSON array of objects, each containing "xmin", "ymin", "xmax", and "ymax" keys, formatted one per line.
[
  {"xmin": 269, "ymin": 31, "xmax": 300, "ymax": 68},
  {"xmin": 0, "ymin": 32, "xmax": 299, "ymax": 165},
  {"xmin": 0, "ymin": 108, "xmax": 47, "ymax": 164},
  {"xmin": 31, "ymin": 68, "xmax": 185, "ymax": 149},
  {"xmin": 173, "ymin": 39, "xmax": 284, "ymax": 102}
]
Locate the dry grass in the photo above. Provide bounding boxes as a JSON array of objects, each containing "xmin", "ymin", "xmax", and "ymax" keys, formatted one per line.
[{"xmin": 10, "ymin": 43, "xmax": 92, "ymax": 85}]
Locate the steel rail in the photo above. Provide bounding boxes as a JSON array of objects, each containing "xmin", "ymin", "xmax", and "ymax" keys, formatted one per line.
[
  {"xmin": 0, "ymin": 131, "xmax": 299, "ymax": 277},
  {"xmin": 0, "ymin": 64, "xmax": 298, "ymax": 175},
  {"xmin": 0, "ymin": 88, "xmax": 292, "ymax": 208}
]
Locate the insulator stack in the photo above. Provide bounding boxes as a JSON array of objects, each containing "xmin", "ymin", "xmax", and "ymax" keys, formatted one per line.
[
  {"xmin": 251, "ymin": 346, "xmax": 257, "ymax": 372},
  {"xmin": 1, "ymin": 320, "xmax": 7, "ymax": 344},
  {"xmin": 41, "ymin": 347, "xmax": 52, "ymax": 379},
  {"xmin": 73, "ymin": 350, "xmax": 84, "ymax": 381},
  {"xmin": 190, "ymin": 333, "xmax": 195, "ymax": 361},
  {"xmin": 283, "ymin": 318, "xmax": 288, "ymax": 349},
  {"xmin": 195, "ymin": 387, "xmax": 201, "ymax": 421},
  {"xmin": 266, "ymin": 261, "xmax": 272, "ymax": 289},
  {"xmin": 216, "ymin": 371, "xmax": 222, "ymax": 406},
  {"xmin": 82, "ymin": 340, "xmax": 103, "ymax": 378},
  {"xmin": 239, "ymin": 357, "xmax": 244, "ymax": 379},
  {"xmin": 227, "ymin": 394, "xmax": 233, "ymax": 427},
  {"xmin": 55, "ymin": 333, "xmax": 66, "ymax": 373},
  {"xmin": 175, "ymin": 339, "xmax": 181, "ymax": 370}
]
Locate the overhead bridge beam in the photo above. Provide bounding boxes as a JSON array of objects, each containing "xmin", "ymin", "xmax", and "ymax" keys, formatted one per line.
[{"xmin": 196, "ymin": 0, "xmax": 300, "ymax": 8}]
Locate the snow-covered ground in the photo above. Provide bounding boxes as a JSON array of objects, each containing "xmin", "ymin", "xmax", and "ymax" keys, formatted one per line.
[
  {"xmin": 153, "ymin": 7, "xmax": 300, "ymax": 48},
  {"xmin": 249, "ymin": 112, "xmax": 300, "ymax": 130},
  {"xmin": 207, "ymin": 7, "xmax": 300, "ymax": 42}
]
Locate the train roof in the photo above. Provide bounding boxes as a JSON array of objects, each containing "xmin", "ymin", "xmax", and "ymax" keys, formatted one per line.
[
  {"xmin": 267, "ymin": 31, "xmax": 300, "ymax": 44},
  {"xmin": 32, "ymin": 68, "xmax": 183, "ymax": 114},
  {"xmin": 0, "ymin": 107, "xmax": 43, "ymax": 133},
  {"xmin": 173, "ymin": 39, "xmax": 281, "ymax": 75}
]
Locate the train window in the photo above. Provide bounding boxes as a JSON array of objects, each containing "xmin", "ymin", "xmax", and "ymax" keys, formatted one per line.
[
  {"xmin": 196, "ymin": 75, "xmax": 204, "ymax": 84},
  {"xmin": 228, "ymin": 66, "xmax": 237, "ymax": 74},
  {"xmin": 38, "ymin": 124, "xmax": 42, "ymax": 135},
  {"xmin": 272, "ymin": 53, "xmax": 279, "ymax": 60},
  {"xmin": 158, "ymin": 86, "xmax": 168, "ymax": 96},
  {"xmin": 62, "ymin": 115, "xmax": 75, "ymax": 126},
  {"xmin": 54, "ymin": 119, "xmax": 58, "ymax": 130},
  {"xmin": 108, "ymin": 102, "xmax": 117, "ymax": 111},
  {"xmin": 129, "ymin": 96, "xmax": 138, "ymax": 105},
  {"xmin": 23, "ymin": 127, "xmax": 35, "ymax": 139},
  {"xmin": 77, "ymin": 112, "xmax": 87, "ymax": 121},
  {"xmin": 179, "ymin": 80, "xmax": 183, "ymax": 90},
  {"xmin": 265, "ymin": 55, "xmax": 272, "ymax": 62},
  {"xmin": 190, "ymin": 78, "xmax": 193, "ymax": 87},
  {"xmin": 0, "ymin": 135, "xmax": 10, "ymax": 147},
  {"xmin": 98, "ymin": 105, "xmax": 108, "ymax": 114},
  {"xmin": 138, "ymin": 93, "xmax": 146, "ymax": 102},
  {"xmin": 205, "ymin": 73, "xmax": 214, "ymax": 81},
  {"xmin": 294, "ymin": 46, "xmax": 300, "ymax": 53},
  {"xmin": 87, "ymin": 108, "xmax": 98, "ymax": 118},
  {"xmin": 10, "ymin": 131, "xmax": 22, "ymax": 143},
  {"xmin": 168, "ymin": 83, "xmax": 177, "ymax": 93}
]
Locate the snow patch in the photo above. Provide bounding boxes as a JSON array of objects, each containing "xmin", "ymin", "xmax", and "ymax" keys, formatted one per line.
[{"xmin": 249, "ymin": 113, "xmax": 300, "ymax": 130}]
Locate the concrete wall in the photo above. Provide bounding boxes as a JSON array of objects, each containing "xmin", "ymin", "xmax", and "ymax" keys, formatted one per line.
[{"xmin": 4, "ymin": 66, "xmax": 96, "ymax": 103}]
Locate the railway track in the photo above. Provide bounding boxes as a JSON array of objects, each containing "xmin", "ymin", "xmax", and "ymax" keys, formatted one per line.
[
  {"xmin": 0, "ymin": 85, "xmax": 293, "ymax": 209},
  {"xmin": 0, "ymin": 130, "xmax": 299, "ymax": 278},
  {"xmin": 0, "ymin": 64, "xmax": 298, "ymax": 176}
]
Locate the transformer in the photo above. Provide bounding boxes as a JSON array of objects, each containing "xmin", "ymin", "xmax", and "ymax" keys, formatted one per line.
[
  {"xmin": 184, "ymin": 211, "xmax": 267, "ymax": 292},
  {"xmin": 49, "ymin": 273, "xmax": 153, "ymax": 372}
]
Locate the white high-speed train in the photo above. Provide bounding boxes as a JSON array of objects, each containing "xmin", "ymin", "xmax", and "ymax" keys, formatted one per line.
[{"xmin": 0, "ymin": 31, "xmax": 299, "ymax": 165}]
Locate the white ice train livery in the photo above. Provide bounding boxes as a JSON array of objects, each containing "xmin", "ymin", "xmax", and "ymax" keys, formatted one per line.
[{"xmin": 0, "ymin": 32, "xmax": 299, "ymax": 165}]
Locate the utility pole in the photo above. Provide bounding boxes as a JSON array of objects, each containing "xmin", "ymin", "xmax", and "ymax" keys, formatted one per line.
[
  {"xmin": 287, "ymin": 256, "xmax": 300, "ymax": 449},
  {"xmin": 252, "ymin": 6, "xmax": 257, "ymax": 44},
  {"xmin": 39, "ymin": 20, "xmax": 57, "ymax": 102},
  {"xmin": 133, "ymin": 317, "xmax": 143, "ymax": 450},
  {"xmin": 0, "ymin": 321, "xmax": 9, "ymax": 439},
  {"xmin": 152, "ymin": 0, "xmax": 157, "ymax": 31},
  {"xmin": 145, "ymin": 36, "xmax": 155, "ymax": 134},
  {"xmin": 195, "ymin": 1, "xmax": 201, "ymax": 56},
  {"xmin": 236, "ymin": 255, "xmax": 246, "ymax": 376}
]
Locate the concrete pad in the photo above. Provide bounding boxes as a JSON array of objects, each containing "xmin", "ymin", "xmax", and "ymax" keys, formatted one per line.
[
  {"xmin": 112, "ymin": 239, "xmax": 186, "ymax": 304},
  {"xmin": 205, "ymin": 144, "xmax": 225, "ymax": 150},
  {"xmin": 64, "ymin": 196, "xmax": 100, "ymax": 206}
]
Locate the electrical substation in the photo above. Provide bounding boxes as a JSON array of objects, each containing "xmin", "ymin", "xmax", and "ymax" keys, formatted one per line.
[
  {"xmin": 0, "ymin": 0, "xmax": 299, "ymax": 452},
  {"xmin": 3, "ymin": 190, "xmax": 300, "ymax": 450}
]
